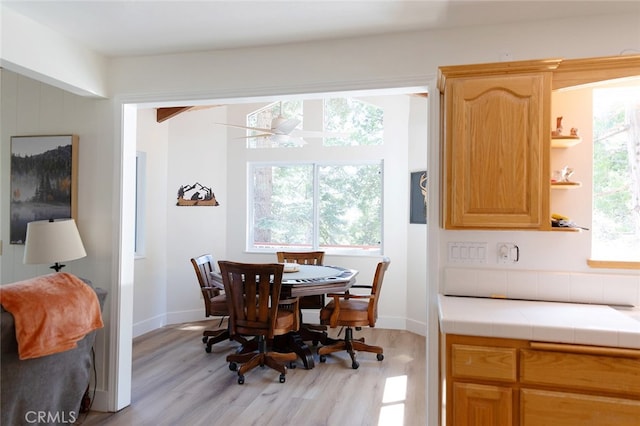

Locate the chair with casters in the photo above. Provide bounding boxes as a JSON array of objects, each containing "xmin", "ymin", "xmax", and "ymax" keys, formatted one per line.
[
  {"xmin": 276, "ymin": 251, "xmax": 328, "ymax": 344},
  {"xmin": 218, "ymin": 261, "xmax": 299, "ymax": 384},
  {"xmin": 317, "ymin": 257, "xmax": 390, "ymax": 369},
  {"xmin": 190, "ymin": 254, "xmax": 232, "ymax": 353}
]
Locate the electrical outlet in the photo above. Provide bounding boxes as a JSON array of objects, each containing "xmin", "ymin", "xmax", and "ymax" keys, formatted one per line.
[{"xmin": 497, "ymin": 243, "xmax": 519, "ymax": 264}]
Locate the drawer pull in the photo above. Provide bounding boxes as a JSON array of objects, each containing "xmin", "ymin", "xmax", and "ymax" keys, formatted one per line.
[{"xmin": 529, "ymin": 342, "xmax": 640, "ymax": 358}]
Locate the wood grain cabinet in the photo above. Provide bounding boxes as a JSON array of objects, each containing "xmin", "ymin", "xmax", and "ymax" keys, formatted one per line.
[
  {"xmin": 439, "ymin": 61, "xmax": 556, "ymax": 229},
  {"xmin": 443, "ymin": 334, "xmax": 640, "ymax": 426},
  {"xmin": 438, "ymin": 55, "xmax": 640, "ymax": 230}
]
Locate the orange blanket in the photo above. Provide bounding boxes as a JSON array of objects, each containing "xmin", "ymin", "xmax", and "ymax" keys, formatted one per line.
[{"xmin": 0, "ymin": 272, "xmax": 104, "ymax": 360}]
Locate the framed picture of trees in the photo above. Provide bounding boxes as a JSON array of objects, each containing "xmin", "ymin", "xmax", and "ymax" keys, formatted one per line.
[{"xmin": 10, "ymin": 135, "xmax": 78, "ymax": 244}]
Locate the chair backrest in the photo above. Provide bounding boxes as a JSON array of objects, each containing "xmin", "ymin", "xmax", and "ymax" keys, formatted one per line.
[
  {"xmin": 191, "ymin": 254, "xmax": 223, "ymax": 317},
  {"xmin": 368, "ymin": 257, "xmax": 391, "ymax": 326},
  {"xmin": 218, "ymin": 261, "xmax": 285, "ymax": 339},
  {"xmin": 276, "ymin": 251, "xmax": 324, "ymax": 265}
]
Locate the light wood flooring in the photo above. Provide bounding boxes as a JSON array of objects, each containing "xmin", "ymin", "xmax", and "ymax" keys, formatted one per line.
[{"xmin": 76, "ymin": 320, "xmax": 426, "ymax": 426}]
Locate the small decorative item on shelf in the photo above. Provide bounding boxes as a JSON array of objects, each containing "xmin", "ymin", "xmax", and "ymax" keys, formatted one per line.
[
  {"xmin": 570, "ymin": 127, "xmax": 579, "ymax": 137},
  {"xmin": 560, "ymin": 165, "xmax": 574, "ymax": 182},
  {"xmin": 551, "ymin": 116, "xmax": 563, "ymax": 137},
  {"xmin": 551, "ymin": 213, "xmax": 589, "ymax": 230}
]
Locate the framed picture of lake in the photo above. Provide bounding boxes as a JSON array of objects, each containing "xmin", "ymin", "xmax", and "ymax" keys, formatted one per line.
[
  {"xmin": 10, "ymin": 135, "xmax": 79, "ymax": 244},
  {"xmin": 410, "ymin": 170, "xmax": 427, "ymax": 224}
]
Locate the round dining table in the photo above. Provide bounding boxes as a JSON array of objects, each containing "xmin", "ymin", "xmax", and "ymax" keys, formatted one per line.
[{"xmin": 280, "ymin": 264, "xmax": 358, "ymax": 369}]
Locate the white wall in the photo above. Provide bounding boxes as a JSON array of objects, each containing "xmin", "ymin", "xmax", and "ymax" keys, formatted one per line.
[
  {"xmin": 0, "ymin": 68, "xmax": 115, "ymax": 400},
  {"xmin": 132, "ymin": 109, "xmax": 169, "ymax": 337},
  {"xmin": 164, "ymin": 107, "xmax": 229, "ymax": 325}
]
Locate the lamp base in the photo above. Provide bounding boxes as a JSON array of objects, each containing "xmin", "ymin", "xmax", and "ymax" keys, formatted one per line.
[{"xmin": 50, "ymin": 262, "xmax": 65, "ymax": 272}]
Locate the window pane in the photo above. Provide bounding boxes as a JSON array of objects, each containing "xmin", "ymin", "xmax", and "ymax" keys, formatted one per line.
[
  {"xmin": 323, "ymin": 98, "xmax": 384, "ymax": 146},
  {"xmin": 592, "ymin": 86, "xmax": 640, "ymax": 261},
  {"xmin": 251, "ymin": 164, "xmax": 313, "ymax": 248},
  {"xmin": 318, "ymin": 163, "xmax": 382, "ymax": 252}
]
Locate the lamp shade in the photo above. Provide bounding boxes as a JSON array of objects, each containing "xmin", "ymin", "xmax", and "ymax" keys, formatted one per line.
[{"xmin": 23, "ymin": 219, "xmax": 87, "ymax": 267}]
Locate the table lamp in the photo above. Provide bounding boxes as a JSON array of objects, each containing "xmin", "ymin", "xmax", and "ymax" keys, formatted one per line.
[{"xmin": 23, "ymin": 218, "xmax": 87, "ymax": 272}]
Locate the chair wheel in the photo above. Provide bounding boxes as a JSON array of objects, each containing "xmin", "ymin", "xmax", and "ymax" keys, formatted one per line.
[
  {"xmin": 229, "ymin": 362, "xmax": 237, "ymax": 371},
  {"xmin": 377, "ymin": 353, "xmax": 384, "ymax": 361},
  {"xmin": 238, "ymin": 375, "xmax": 245, "ymax": 385},
  {"xmin": 288, "ymin": 362, "xmax": 296, "ymax": 369},
  {"xmin": 202, "ymin": 336, "xmax": 208, "ymax": 344},
  {"xmin": 279, "ymin": 374, "xmax": 286, "ymax": 383},
  {"xmin": 312, "ymin": 340, "xmax": 319, "ymax": 346},
  {"xmin": 205, "ymin": 346, "xmax": 212, "ymax": 353},
  {"xmin": 319, "ymin": 354, "xmax": 327, "ymax": 363},
  {"xmin": 352, "ymin": 361, "xmax": 360, "ymax": 369}
]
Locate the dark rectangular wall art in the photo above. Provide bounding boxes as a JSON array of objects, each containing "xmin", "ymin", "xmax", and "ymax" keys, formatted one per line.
[
  {"xmin": 410, "ymin": 171, "xmax": 427, "ymax": 224},
  {"xmin": 10, "ymin": 135, "xmax": 79, "ymax": 244}
]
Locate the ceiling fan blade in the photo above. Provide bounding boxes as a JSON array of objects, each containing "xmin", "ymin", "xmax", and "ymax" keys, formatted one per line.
[
  {"xmin": 214, "ymin": 122, "xmax": 276, "ymax": 134},
  {"xmin": 272, "ymin": 117, "xmax": 301, "ymax": 135},
  {"xmin": 234, "ymin": 133, "xmax": 274, "ymax": 139}
]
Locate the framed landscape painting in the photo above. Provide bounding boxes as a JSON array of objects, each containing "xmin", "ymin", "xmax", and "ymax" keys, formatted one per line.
[{"xmin": 10, "ymin": 135, "xmax": 78, "ymax": 244}]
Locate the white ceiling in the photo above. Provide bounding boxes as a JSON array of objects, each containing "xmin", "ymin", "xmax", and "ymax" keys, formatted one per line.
[{"xmin": 3, "ymin": 0, "xmax": 638, "ymax": 57}]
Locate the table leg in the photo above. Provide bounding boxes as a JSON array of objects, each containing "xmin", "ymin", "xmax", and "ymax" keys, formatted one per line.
[{"xmin": 273, "ymin": 332, "xmax": 315, "ymax": 369}]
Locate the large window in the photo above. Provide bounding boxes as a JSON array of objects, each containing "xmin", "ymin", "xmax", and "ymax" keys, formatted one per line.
[
  {"xmin": 592, "ymin": 84, "xmax": 640, "ymax": 261},
  {"xmin": 246, "ymin": 96, "xmax": 385, "ymax": 255},
  {"xmin": 249, "ymin": 162, "xmax": 383, "ymax": 254}
]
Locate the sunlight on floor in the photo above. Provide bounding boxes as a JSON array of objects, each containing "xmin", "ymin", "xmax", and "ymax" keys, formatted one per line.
[
  {"xmin": 378, "ymin": 375, "xmax": 407, "ymax": 425},
  {"xmin": 177, "ymin": 324, "xmax": 205, "ymax": 331}
]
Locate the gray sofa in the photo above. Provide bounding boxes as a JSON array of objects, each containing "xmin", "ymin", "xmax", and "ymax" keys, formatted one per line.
[{"xmin": 1, "ymin": 280, "xmax": 107, "ymax": 426}]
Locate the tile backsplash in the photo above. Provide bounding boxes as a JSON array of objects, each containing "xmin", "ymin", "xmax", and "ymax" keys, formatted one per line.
[{"xmin": 443, "ymin": 267, "xmax": 640, "ymax": 307}]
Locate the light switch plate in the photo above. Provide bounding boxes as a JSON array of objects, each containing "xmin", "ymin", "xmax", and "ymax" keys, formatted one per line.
[{"xmin": 448, "ymin": 242, "xmax": 488, "ymax": 264}]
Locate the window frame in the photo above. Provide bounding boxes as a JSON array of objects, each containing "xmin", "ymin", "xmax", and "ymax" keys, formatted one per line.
[
  {"xmin": 588, "ymin": 82, "xmax": 640, "ymax": 269},
  {"xmin": 246, "ymin": 159, "xmax": 384, "ymax": 256}
]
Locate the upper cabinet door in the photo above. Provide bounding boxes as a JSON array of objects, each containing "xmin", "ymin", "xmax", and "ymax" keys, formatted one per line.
[{"xmin": 443, "ymin": 72, "xmax": 551, "ymax": 229}]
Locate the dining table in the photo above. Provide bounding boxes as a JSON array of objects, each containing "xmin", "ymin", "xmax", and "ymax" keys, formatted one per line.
[{"xmin": 212, "ymin": 263, "xmax": 358, "ymax": 369}]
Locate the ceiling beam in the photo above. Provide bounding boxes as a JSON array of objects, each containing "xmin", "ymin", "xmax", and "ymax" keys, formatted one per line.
[
  {"xmin": 156, "ymin": 107, "xmax": 194, "ymax": 123},
  {"xmin": 156, "ymin": 105, "xmax": 224, "ymax": 123}
]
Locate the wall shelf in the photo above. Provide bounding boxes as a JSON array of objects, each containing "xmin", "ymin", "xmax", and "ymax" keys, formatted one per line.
[
  {"xmin": 551, "ymin": 181, "xmax": 581, "ymax": 188},
  {"xmin": 551, "ymin": 136, "xmax": 581, "ymax": 148}
]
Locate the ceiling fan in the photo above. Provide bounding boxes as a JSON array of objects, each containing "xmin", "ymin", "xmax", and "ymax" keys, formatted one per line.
[{"xmin": 216, "ymin": 114, "xmax": 346, "ymax": 146}]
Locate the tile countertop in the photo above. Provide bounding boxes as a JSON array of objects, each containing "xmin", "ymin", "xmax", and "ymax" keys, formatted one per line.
[{"xmin": 438, "ymin": 294, "xmax": 640, "ymax": 349}]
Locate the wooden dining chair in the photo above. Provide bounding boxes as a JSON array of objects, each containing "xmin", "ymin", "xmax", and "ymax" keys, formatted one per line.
[
  {"xmin": 317, "ymin": 257, "xmax": 390, "ymax": 369},
  {"xmin": 218, "ymin": 261, "xmax": 299, "ymax": 384},
  {"xmin": 276, "ymin": 251, "xmax": 328, "ymax": 343},
  {"xmin": 190, "ymin": 254, "xmax": 233, "ymax": 353}
]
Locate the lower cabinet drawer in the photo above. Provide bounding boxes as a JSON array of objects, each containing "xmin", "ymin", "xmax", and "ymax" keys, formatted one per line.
[
  {"xmin": 521, "ymin": 349, "xmax": 640, "ymax": 396},
  {"xmin": 521, "ymin": 389, "xmax": 640, "ymax": 426},
  {"xmin": 452, "ymin": 344, "xmax": 517, "ymax": 382}
]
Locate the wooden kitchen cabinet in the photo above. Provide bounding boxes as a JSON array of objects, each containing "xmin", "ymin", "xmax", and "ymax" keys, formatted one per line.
[
  {"xmin": 439, "ymin": 60, "xmax": 556, "ymax": 229},
  {"xmin": 443, "ymin": 334, "xmax": 640, "ymax": 426},
  {"xmin": 439, "ymin": 55, "xmax": 640, "ymax": 230}
]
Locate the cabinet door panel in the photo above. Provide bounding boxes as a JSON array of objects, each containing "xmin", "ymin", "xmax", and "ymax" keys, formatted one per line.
[
  {"xmin": 521, "ymin": 389, "xmax": 640, "ymax": 426},
  {"xmin": 446, "ymin": 73, "xmax": 550, "ymax": 229},
  {"xmin": 453, "ymin": 382, "xmax": 513, "ymax": 426}
]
